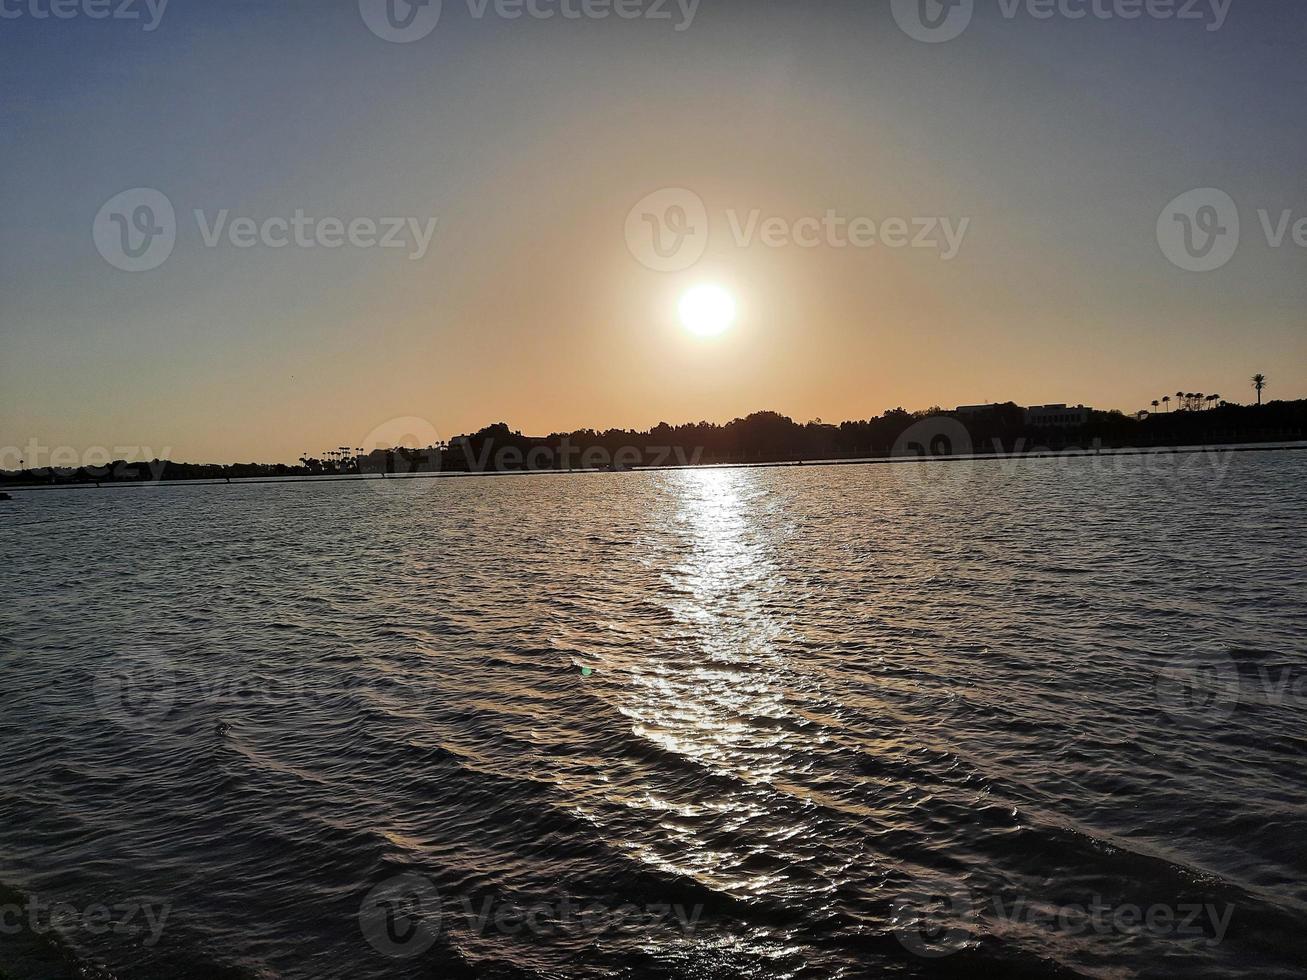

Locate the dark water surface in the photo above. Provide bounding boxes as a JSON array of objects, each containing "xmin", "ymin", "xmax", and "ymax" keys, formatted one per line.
[{"xmin": 3, "ymin": 452, "xmax": 1305, "ymax": 978}]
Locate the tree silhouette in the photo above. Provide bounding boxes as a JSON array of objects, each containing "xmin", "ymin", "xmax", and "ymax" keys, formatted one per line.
[
  {"xmin": 1162, "ymin": 395, "xmax": 1171, "ymax": 412},
  {"xmin": 1252, "ymin": 373, "xmax": 1268, "ymax": 406},
  {"xmin": 10, "ymin": 397, "xmax": 1307, "ymax": 489}
]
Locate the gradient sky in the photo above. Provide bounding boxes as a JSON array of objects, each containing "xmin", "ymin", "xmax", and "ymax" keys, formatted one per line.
[{"xmin": 2, "ymin": 0, "xmax": 1304, "ymax": 463}]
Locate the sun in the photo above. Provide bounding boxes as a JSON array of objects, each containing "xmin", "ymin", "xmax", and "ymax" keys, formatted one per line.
[{"xmin": 678, "ymin": 284, "xmax": 737, "ymax": 338}]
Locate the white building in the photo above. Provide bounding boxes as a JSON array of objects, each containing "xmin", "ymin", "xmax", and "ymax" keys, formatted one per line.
[{"xmin": 1025, "ymin": 404, "xmax": 1091, "ymax": 427}]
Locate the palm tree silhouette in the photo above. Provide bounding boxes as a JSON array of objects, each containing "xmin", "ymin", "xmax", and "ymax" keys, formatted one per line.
[
  {"xmin": 1162, "ymin": 395, "xmax": 1171, "ymax": 412},
  {"xmin": 1252, "ymin": 373, "xmax": 1267, "ymax": 406},
  {"xmin": 1151, "ymin": 400, "xmax": 1160, "ymax": 413},
  {"xmin": 1176, "ymin": 391, "xmax": 1185, "ymax": 411}
]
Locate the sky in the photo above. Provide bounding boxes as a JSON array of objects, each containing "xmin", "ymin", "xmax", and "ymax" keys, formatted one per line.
[{"xmin": 1, "ymin": 0, "xmax": 1304, "ymax": 464}]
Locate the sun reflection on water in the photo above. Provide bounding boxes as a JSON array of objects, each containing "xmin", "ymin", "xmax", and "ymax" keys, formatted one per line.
[{"xmin": 611, "ymin": 469, "xmax": 819, "ymax": 895}]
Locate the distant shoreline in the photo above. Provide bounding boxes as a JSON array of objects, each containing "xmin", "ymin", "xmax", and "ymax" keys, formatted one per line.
[
  {"xmin": 6, "ymin": 440, "xmax": 1305, "ymax": 494},
  {"xmin": 7, "ymin": 401, "xmax": 1305, "ymax": 491}
]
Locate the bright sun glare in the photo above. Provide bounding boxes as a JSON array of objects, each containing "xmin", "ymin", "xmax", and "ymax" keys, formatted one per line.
[{"xmin": 678, "ymin": 284, "xmax": 737, "ymax": 338}]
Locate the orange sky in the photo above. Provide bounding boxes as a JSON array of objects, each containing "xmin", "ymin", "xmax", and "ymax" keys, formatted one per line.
[{"xmin": 2, "ymin": 2, "xmax": 1304, "ymax": 463}]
